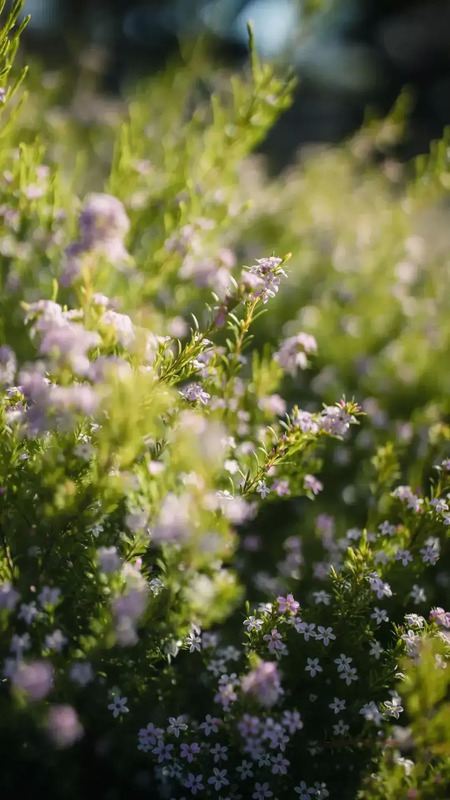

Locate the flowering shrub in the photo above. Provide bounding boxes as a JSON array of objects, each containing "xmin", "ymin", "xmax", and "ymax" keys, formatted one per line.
[{"xmin": 0, "ymin": 4, "xmax": 449, "ymax": 798}]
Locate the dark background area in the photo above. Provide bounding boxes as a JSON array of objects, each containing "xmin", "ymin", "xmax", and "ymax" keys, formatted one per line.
[{"xmin": 16, "ymin": 0, "xmax": 450, "ymax": 165}]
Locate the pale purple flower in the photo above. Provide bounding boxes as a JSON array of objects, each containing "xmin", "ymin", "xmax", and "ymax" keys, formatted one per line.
[
  {"xmin": 182, "ymin": 383, "xmax": 210, "ymax": 405},
  {"xmin": 305, "ymin": 658, "xmax": 322, "ymax": 678},
  {"xmin": 256, "ymin": 480, "xmax": 271, "ymax": 499},
  {"xmin": 369, "ymin": 641, "xmax": 383, "ymax": 660},
  {"xmin": 420, "ymin": 543, "xmax": 439, "ymax": 565},
  {"xmin": 10, "ymin": 633, "xmax": 31, "ymax": 657},
  {"xmin": 243, "ymin": 616, "xmax": 264, "ymax": 632},
  {"xmin": 312, "ymin": 591, "xmax": 331, "ymax": 606},
  {"xmin": 247, "ymin": 256, "xmax": 286, "ymax": 304},
  {"xmin": 0, "ymin": 87, "xmax": 6, "ymax": 103},
  {"xmin": 180, "ymin": 742, "xmax": 200, "ymax": 762},
  {"xmin": 359, "ymin": 701, "xmax": 382, "ymax": 725},
  {"xmin": 210, "ymin": 742, "xmax": 228, "ymax": 763},
  {"xmin": 334, "ymin": 654, "xmax": 353, "ymax": 672},
  {"xmin": 241, "ymin": 661, "xmax": 283, "ymax": 708},
  {"xmin": 100, "ymin": 310, "xmax": 135, "ymax": 346},
  {"xmin": 282, "ymin": 709, "xmax": 303, "ymax": 733},
  {"xmin": 167, "ymin": 716, "xmax": 188, "ymax": 737},
  {"xmin": 293, "ymin": 410, "xmax": 319, "ymax": 433},
  {"xmin": 383, "ymin": 695, "xmax": 404, "ymax": 719},
  {"xmin": 274, "ymin": 332, "xmax": 317, "ymax": 375},
  {"xmin": 252, "ymin": 782, "xmax": 273, "ymax": 800},
  {"xmin": 394, "ymin": 548, "xmax": 413, "ymax": 566},
  {"xmin": 97, "ymin": 546, "xmax": 121, "ymax": 574},
  {"xmin": 263, "ymin": 629, "xmax": 286, "ymax": 655},
  {"xmin": 371, "ymin": 607, "xmax": 389, "ymax": 624},
  {"xmin": 47, "ymin": 704, "xmax": 83, "ymax": 748},
  {"xmin": 316, "ymin": 626, "xmax": 336, "ymax": 646},
  {"xmin": 295, "ymin": 621, "xmax": 316, "ymax": 640},
  {"xmin": 333, "ymin": 720, "xmax": 349, "ymax": 736},
  {"xmin": 208, "ymin": 768, "xmax": 229, "ymax": 790},
  {"xmin": 409, "ymin": 584, "xmax": 426, "ymax": 604},
  {"xmin": 237, "ymin": 760, "xmax": 254, "ymax": 779},
  {"xmin": 18, "ymin": 602, "xmax": 39, "ymax": 625},
  {"xmin": 186, "ymin": 625, "xmax": 202, "ymax": 652},
  {"xmin": 271, "ymin": 753, "xmax": 290, "ymax": 775},
  {"xmin": 340, "ymin": 667, "xmax": 358, "ymax": 686},
  {"xmin": 329, "ymin": 697, "xmax": 346, "ymax": 714},
  {"xmin": 277, "ymin": 594, "xmax": 300, "ymax": 615},
  {"xmin": 199, "ymin": 714, "xmax": 220, "ymax": 735},
  {"xmin": 153, "ymin": 740, "xmax": 174, "ymax": 763},
  {"xmin": 368, "ymin": 573, "xmax": 393, "ymax": 599},
  {"xmin": 273, "ymin": 479, "xmax": 290, "ymax": 496},
  {"xmin": 378, "ymin": 521, "xmax": 397, "ymax": 537},
  {"xmin": 79, "ymin": 193, "xmax": 130, "ymax": 245},
  {"xmin": 294, "ymin": 781, "xmax": 316, "ymax": 799},
  {"xmin": 45, "ymin": 630, "xmax": 68, "ymax": 653},
  {"xmin": 304, "ymin": 474, "xmax": 323, "ymax": 495},
  {"xmin": 11, "ymin": 659, "xmax": 53, "ymax": 699},
  {"xmin": 69, "ymin": 661, "xmax": 94, "ymax": 687},
  {"xmin": 430, "ymin": 498, "xmax": 449, "ymax": 513},
  {"xmin": 183, "ymin": 773, "xmax": 204, "ymax": 795},
  {"xmin": 107, "ymin": 694, "xmax": 129, "ymax": 717},
  {"xmin": 319, "ymin": 404, "xmax": 357, "ymax": 436},
  {"xmin": 0, "ymin": 581, "xmax": 20, "ymax": 610}
]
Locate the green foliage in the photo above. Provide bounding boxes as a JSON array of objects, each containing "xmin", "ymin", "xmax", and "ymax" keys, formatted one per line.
[{"xmin": 0, "ymin": 6, "xmax": 449, "ymax": 799}]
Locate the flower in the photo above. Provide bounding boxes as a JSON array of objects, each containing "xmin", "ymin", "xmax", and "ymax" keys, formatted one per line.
[
  {"xmin": 199, "ymin": 714, "xmax": 220, "ymax": 735},
  {"xmin": 97, "ymin": 546, "xmax": 121, "ymax": 574},
  {"xmin": 410, "ymin": 584, "xmax": 426, "ymax": 604},
  {"xmin": 11, "ymin": 659, "xmax": 53, "ymax": 699},
  {"xmin": 247, "ymin": 256, "xmax": 286, "ymax": 304},
  {"xmin": 304, "ymin": 474, "xmax": 323, "ymax": 495},
  {"xmin": 359, "ymin": 702, "xmax": 383, "ymax": 725},
  {"xmin": 305, "ymin": 658, "xmax": 322, "ymax": 678},
  {"xmin": 183, "ymin": 773, "xmax": 204, "ymax": 795},
  {"xmin": 241, "ymin": 661, "xmax": 283, "ymax": 707},
  {"xmin": 339, "ymin": 667, "xmax": 358, "ymax": 686},
  {"xmin": 180, "ymin": 742, "xmax": 200, "ymax": 762},
  {"xmin": 153, "ymin": 740, "xmax": 174, "ymax": 763},
  {"xmin": 333, "ymin": 720, "xmax": 349, "ymax": 736},
  {"xmin": 45, "ymin": 629, "xmax": 68, "ymax": 653},
  {"xmin": 329, "ymin": 697, "xmax": 346, "ymax": 714},
  {"xmin": 47, "ymin": 704, "xmax": 83, "ymax": 748},
  {"xmin": 274, "ymin": 332, "xmax": 317, "ymax": 375},
  {"xmin": 277, "ymin": 594, "xmax": 300, "ymax": 615},
  {"xmin": 69, "ymin": 661, "xmax": 94, "ymax": 687},
  {"xmin": 208, "ymin": 768, "xmax": 229, "ymax": 790},
  {"xmin": 243, "ymin": 616, "xmax": 264, "ymax": 632},
  {"xmin": 369, "ymin": 641, "xmax": 383, "ymax": 660},
  {"xmin": 256, "ymin": 480, "xmax": 271, "ymax": 499},
  {"xmin": 167, "ymin": 716, "xmax": 188, "ymax": 737},
  {"xmin": 316, "ymin": 626, "xmax": 336, "ymax": 646},
  {"xmin": 263, "ymin": 629, "xmax": 287, "ymax": 655},
  {"xmin": 394, "ymin": 549, "xmax": 413, "ymax": 566},
  {"xmin": 371, "ymin": 607, "xmax": 389, "ymax": 624},
  {"xmin": 383, "ymin": 694, "xmax": 404, "ymax": 719},
  {"xmin": 252, "ymin": 782, "xmax": 274, "ymax": 800},
  {"xmin": 237, "ymin": 760, "xmax": 254, "ymax": 779},
  {"xmin": 182, "ymin": 383, "xmax": 210, "ymax": 405},
  {"xmin": 107, "ymin": 693, "xmax": 129, "ymax": 718},
  {"xmin": 294, "ymin": 781, "xmax": 316, "ymax": 798}
]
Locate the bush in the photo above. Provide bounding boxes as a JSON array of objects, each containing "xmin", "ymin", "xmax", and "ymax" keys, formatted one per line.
[{"xmin": 0, "ymin": 5, "xmax": 449, "ymax": 799}]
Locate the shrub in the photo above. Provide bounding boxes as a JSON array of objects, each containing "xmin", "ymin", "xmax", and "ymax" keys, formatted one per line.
[{"xmin": 0, "ymin": 4, "xmax": 449, "ymax": 798}]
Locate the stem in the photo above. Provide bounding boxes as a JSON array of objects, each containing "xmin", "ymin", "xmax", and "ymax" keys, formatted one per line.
[{"xmin": 0, "ymin": 520, "xmax": 14, "ymax": 579}]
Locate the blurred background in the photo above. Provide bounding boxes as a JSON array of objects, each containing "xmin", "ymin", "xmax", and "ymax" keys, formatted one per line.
[{"xmin": 15, "ymin": 0, "xmax": 450, "ymax": 166}]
